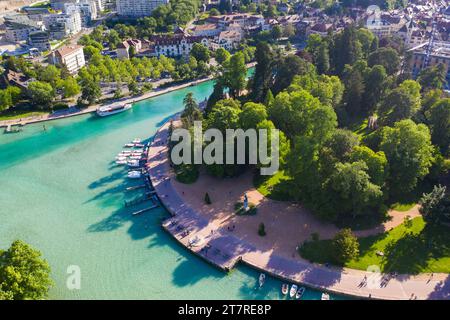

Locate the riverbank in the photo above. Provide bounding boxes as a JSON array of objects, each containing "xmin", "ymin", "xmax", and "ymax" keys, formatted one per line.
[
  {"xmin": 0, "ymin": 62, "xmax": 257, "ymax": 128},
  {"xmin": 146, "ymin": 120, "xmax": 449, "ymax": 300}
]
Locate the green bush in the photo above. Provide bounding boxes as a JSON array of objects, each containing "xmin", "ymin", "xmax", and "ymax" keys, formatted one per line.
[{"xmin": 51, "ymin": 102, "xmax": 69, "ymax": 111}]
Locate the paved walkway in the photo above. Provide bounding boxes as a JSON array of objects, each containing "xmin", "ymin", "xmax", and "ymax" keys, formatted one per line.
[{"xmin": 146, "ymin": 116, "xmax": 449, "ymax": 301}]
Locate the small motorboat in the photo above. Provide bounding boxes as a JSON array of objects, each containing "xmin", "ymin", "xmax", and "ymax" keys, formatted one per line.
[
  {"xmin": 259, "ymin": 273, "xmax": 265, "ymax": 288},
  {"xmin": 134, "ymin": 143, "xmax": 145, "ymax": 148},
  {"xmin": 127, "ymin": 160, "xmax": 140, "ymax": 167},
  {"xmin": 124, "ymin": 143, "xmax": 135, "ymax": 148},
  {"xmin": 132, "ymin": 138, "xmax": 141, "ymax": 144},
  {"xmin": 133, "ymin": 148, "xmax": 144, "ymax": 153},
  {"xmin": 296, "ymin": 287, "xmax": 305, "ymax": 299},
  {"xmin": 321, "ymin": 293, "xmax": 330, "ymax": 300},
  {"xmin": 116, "ymin": 156, "xmax": 128, "ymax": 161},
  {"xmin": 116, "ymin": 160, "xmax": 127, "ymax": 165},
  {"xmin": 281, "ymin": 284, "xmax": 289, "ymax": 296},
  {"xmin": 289, "ymin": 284, "xmax": 298, "ymax": 298},
  {"xmin": 129, "ymin": 155, "xmax": 142, "ymax": 160},
  {"xmin": 127, "ymin": 171, "xmax": 142, "ymax": 179}
]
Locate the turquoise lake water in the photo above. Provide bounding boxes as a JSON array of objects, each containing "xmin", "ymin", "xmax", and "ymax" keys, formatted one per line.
[{"xmin": 0, "ymin": 79, "xmax": 344, "ymax": 300}]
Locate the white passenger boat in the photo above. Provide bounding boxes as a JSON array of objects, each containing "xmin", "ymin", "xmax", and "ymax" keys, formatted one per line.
[
  {"xmin": 321, "ymin": 293, "xmax": 330, "ymax": 300},
  {"xmin": 127, "ymin": 160, "xmax": 140, "ymax": 167},
  {"xmin": 127, "ymin": 171, "xmax": 142, "ymax": 179},
  {"xmin": 281, "ymin": 284, "xmax": 289, "ymax": 295},
  {"xmin": 296, "ymin": 287, "xmax": 305, "ymax": 299},
  {"xmin": 96, "ymin": 103, "xmax": 131, "ymax": 117},
  {"xmin": 259, "ymin": 273, "xmax": 265, "ymax": 288},
  {"xmin": 289, "ymin": 284, "xmax": 298, "ymax": 298}
]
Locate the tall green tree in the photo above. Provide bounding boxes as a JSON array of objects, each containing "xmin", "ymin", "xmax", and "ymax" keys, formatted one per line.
[
  {"xmin": 221, "ymin": 52, "xmax": 246, "ymax": 98},
  {"xmin": 419, "ymin": 185, "xmax": 450, "ymax": 225},
  {"xmin": 427, "ymin": 98, "xmax": 450, "ymax": 155},
  {"xmin": 368, "ymin": 47, "xmax": 400, "ymax": 75},
  {"xmin": 332, "ymin": 228, "xmax": 360, "ymax": 264},
  {"xmin": 0, "ymin": 240, "xmax": 52, "ymax": 300},
  {"xmin": 380, "ymin": 119, "xmax": 434, "ymax": 195},
  {"xmin": 181, "ymin": 92, "xmax": 202, "ymax": 128},
  {"xmin": 27, "ymin": 81, "xmax": 55, "ymax": 108},
  {"xmin": 417, "ymin": 63, "xmax": 447, "ymax": 91}
]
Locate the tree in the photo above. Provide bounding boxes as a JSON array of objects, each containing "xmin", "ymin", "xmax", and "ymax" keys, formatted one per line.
[
  {"xmin": 329, "ymin": 26, "xmax": 362, "ymax": 75},
  {"xmin": 0, "ymin": 86, "xmax": 21, "ymax": 112},
  {"xmin": 380, "ymin": 120, "xmax": 434, "ymax": 194},
  {"xmin": 206, "ymin": 99, "xmax": 241, "ymax": 132},
  {"xmin": 215, "ymin": 47, "xmax": 230, "ymax": 65},
  {"xmin": 368, "ymin": 47, "xmax": 400, "ymax": 75},
  {"xmin": 316, "ymin": 43, "xmax": 330, "ymax": 74},
  {"xmin": 378, "ymin": 80, "xmax": 421, "ymax": 125},
  {"xmin": 191, "ymin": 43, "xmax": 210, "ymax": 63},
  {"xmin": 239, "ymin": 102, "xmax": 267, "ymax": 129},
  {"xmin": 362, "ymin": 65, "xmax": 388, "ymax": 114},
  {"xmin": 328, "ymin": 161, "xmax": 384, "ymax": 218},
  {"xmin": 427, "ymin": 98, "xmax": 450, "ymax": 155},
  {"xmin": 250, "ymin": 42, "xmax": 275, "ymax": 102},
  {"xmin": 61, "ymin": 76, "xmax": 80, "ymax": 98},
  {"xmin": 27, "ymin": 81, "xmax": 55, "ymax": 108},
  {"xmin": 209, "ymin": 8, "xmax": 220, "ymax": 16},
  {"xmin": 0, "ymin": 240, "xmax": 52, "ymax": 300},
  {"xmin": 107, "ymin": 29, "xmax": 121, "ymax": 49},
  {"xmin": 350, "ymin": 146, "xmax": 388, "ymax": 187},
  {"xmin": 332, "ymin": 228, "xmax": 359, "ymax": 264},
  {"xmin": 417, "ymin": 63, "xmax": 447, "ymax": 91},
  {"xmin": 272, "ymin": 55, "xmax": 315, "ymax": 95},
  {"xmin": 271, "ymin": 25, "xmax": 283, "ymax": 41},
  {"xmin": 342, "ymin": 65, "xmax": 365, "ymax": 117},
  {"xmin": 37, "ymin": 65, "xmax": 61, "ymax": 86},
  {"xmin": 283, "ymin": 23, "xmax": 296, "ymax": 39},
  {"xmin": 181, "ymin": 92, "xmax": 202, "ymax": 127},
  {"xmin": 206, "ymin": 81, "xmax": 224, "ymax": 114},
  {"xmin": 221, "ymin": 52, "xmax": 246, "ymax": 98},
  {"xmin": 325, "ymin": 129, "xmax": 359, "ymax": 161},
  {"xmin": 419, "ymin": 185, "xmax": 450, "ymax": 225}
]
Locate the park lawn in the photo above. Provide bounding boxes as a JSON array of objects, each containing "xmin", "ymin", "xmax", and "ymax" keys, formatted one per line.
[
  {"xmin": 253, "ymin": 170, "xmax": 295, "ymax": 201},
  {"xmin": 300, "ymin": 217, "xmax": 450, "ymax": 274},
  {"xmin": 390, "ymin": 202, "xmax": 416, "ymax": 212},
  {"xmin": 0, "ymin": 110, "xmax": 48, "ymax": 121},
  {"xmin": 349, "ymin": 117, "xmax": 370, "ymax": 139}
]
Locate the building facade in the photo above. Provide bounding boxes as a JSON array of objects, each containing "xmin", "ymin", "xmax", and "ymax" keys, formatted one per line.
[
  {"xmin": 50, "ymin": 45, "xmax": 86, "ymax": 74},
  {"xmin": 116, "ymin": 0, "xmax": 169, "ymax": 18}
]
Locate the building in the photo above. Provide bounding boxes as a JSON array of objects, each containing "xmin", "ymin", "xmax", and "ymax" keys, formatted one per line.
[
  {"xmin": 28, "ymin": 31, "xmax": 51, "ymax": 51},
  {"xmin": 64, "ymin": 1, "xmax": 98, "ymax": 27},
  {"xmin": 43, "ymin": 11, "xmax": 82, "ymax": 36},
  {"xmin": 116, "ymin": 0, "xmax": 169, "ymax": 18},
  {"xmin": 51, "ymin": 45, "xmax": 86, "ymax": 74},
  {"xmin": 116, "ymin": 39, "xmax": 142, "ymax": 59},
  {"xmin": 4, "ymin": 14, "xmax": 45, "ymax": 43},
  {"xmin": 410, "ymin": 43, "xmax": 450, "ymax": 86},
  {"xmin": 214, "ymin": 30, "xmax": 242, "ymax": 51},
  {"xmin": 50, "ymin": 0, "xmax": 78, "ymax": 11},
  {"xmin": 307, "ymin": 23, "xmax": 333, "ymax": 36},
  {"xmin": 1, "ymin": 70, "xmax": 33, "ymax": 90},
  {"xmin": 151, "ymin": 34, "xmax": 211, "ymax": 57},
  {"xmin": 190, "ymin": 23, "xmax": 221, "ymax": 37}
]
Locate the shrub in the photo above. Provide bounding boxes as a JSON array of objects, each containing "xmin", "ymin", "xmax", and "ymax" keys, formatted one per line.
[
  {"xmin": 258, "ymin": 223, "xmax": 266, "ymax": 236},
  {"xmin": 332, "ymin": 228, "xmax": 359, "ymax": 264},
  {"xmin": 311, "ymin": 232, "xmax": 320, "ymax": 241}
]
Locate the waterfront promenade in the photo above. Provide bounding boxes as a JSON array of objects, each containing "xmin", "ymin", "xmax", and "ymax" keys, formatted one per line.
[{"xmin": 147, "ymin": 120, "xmax": 449, "ymax": 300}]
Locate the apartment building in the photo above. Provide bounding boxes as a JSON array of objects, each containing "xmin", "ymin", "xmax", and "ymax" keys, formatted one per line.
[
  {"xmin": 50, "ymin": 45, "xmax": 86, "ymax": 74},
  {"xmin": 28, "ymin": 30, "xmax": 51, "ymax": 51},
  {"xmin": 43, "ymin": 11, "xmax": 82, "ymax": 36},
  {"xmin": 4, "ymin": 14, "xmax": 45, "ymax": 43},
  {"xmin": 116, "ymin": 0, "xmax": 169, "ymax": 18}
]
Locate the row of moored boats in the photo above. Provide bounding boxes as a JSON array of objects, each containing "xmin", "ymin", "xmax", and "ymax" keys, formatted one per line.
[
  {"xmin": 115, "ymin": 138, "xmax": 146, "ymax": 178},
  {"xmin": 259, "ymin": 273, "xmax": 330, "ymax": 300}
]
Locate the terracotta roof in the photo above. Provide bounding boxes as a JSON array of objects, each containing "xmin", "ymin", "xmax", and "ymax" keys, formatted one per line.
[{"xmin": 55, "ymin": 44, "xmax": 83, "ymax": 57}]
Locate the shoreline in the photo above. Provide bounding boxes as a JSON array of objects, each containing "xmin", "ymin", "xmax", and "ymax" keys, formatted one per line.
[
  {"xmin": 146, "ymin": 120, "xmax": 449, "ymax": 301},
  {"xmin": 0, "ymin": 62, "xmax": 257, "ymax": 128}
]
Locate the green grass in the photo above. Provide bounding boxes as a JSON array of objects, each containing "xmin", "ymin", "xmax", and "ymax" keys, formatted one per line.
[
  {"xmin": 0, "ymin": 110, "xmax": 48, "ymax": 121},
  {"xmin": 390, "ymin": 202, "xmax": 416, "ymax": 212},
  {"xmin": 253, "ymin": 170, "xmax": 294, "ymax": 201},
  {"xmin": 234, "ymin": 202, "xmax": 257, "ymax": 215},
  {"xmin": 299, "ymin": 217, "xmax": 450, "ymax": 274},
  {"xmin": 174, "ymin": 164, "xmax": 199, "ymax": 184},
  {"xmin": 349, "ymin": 117, "xmax": 370, "ymax": 139}
]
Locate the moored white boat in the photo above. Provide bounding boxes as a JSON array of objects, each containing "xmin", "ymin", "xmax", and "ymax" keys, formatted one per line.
[
  {"xmin": 124, "ymin": 143, "xmax": 135, "ymax": 148},
  {"xmin": 96, "ymin": 103, "xmax": 131, "ymax": 117},
  {"xmin": 116, "ymin": 160, "xmax": 127, "ymax": 165},
  {"xmin": 281, "ymin": 283, "xmax": 289, "ymax": 295},
  {"xmin": 127, "ymin": 160, "xmax": 140, "ymax": 167},
  {"xmin": 289, "ymin": 284, "xmax": 298, "ymax": 298},
  {"xmin": 259, "ymin": 273, "xmax": 265, "ymax": 288},
  {"xmin": 321, "ymin": 293, "xmax": 330, "ymax": 300},
  {"xmin": 296, "ymin": 287, "xmax": 305, "ymax": 299},
  {"xmin": 132, "ymin": 138, "xmax": 141, "ymax": 144},
  {"xmin": 127, "ymin": 171, "xmax": 142, "ymax": 179}
]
